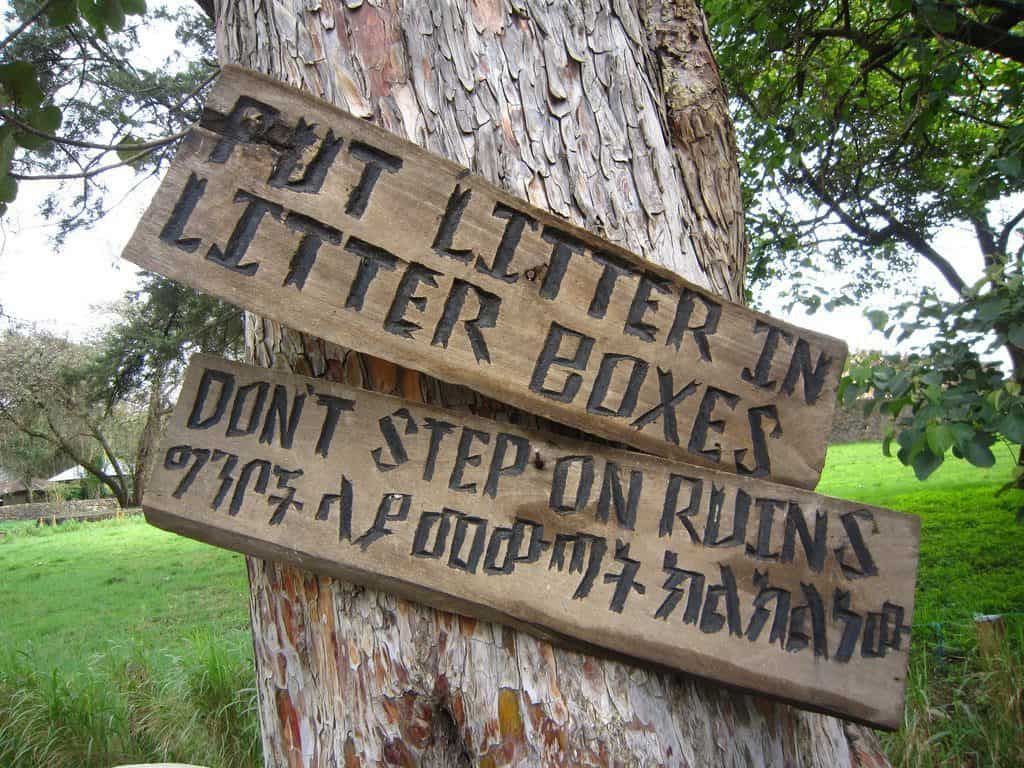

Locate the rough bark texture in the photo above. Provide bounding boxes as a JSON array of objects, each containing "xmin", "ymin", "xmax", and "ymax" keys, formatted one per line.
[{"xmin": 213, "ymin": 1, "xmax": 892, "ymax": 765}]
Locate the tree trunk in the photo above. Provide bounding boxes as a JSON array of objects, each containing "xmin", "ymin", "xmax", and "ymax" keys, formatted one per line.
[{"xmin": 213, "ymin": 1, "xmax": 892, "ymax": 765}]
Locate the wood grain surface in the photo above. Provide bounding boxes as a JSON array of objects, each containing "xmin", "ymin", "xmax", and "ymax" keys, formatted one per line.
[
  {"xmin": 144, "ymin": 356, "xmax": 918, "ymax": 729},
  {"xmin": 123, "ymin": 66, "xmax": 847, "ymax": 490}
]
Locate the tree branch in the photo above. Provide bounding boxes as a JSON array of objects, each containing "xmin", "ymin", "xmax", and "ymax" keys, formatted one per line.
[
  {"xmin": 998, "ymin": 207, "xmax": 1024, "ymax": 254},
  {"xmin": 0, "ymin": 0, "xmax": 57, "ymax": 52},
  {"xmin": 934, "ymin": 4, "xmax": 1024, "ymax": 64},
  {"xmin": 0, "ymin": 109, "xmax": 190, "ymax": 152}
]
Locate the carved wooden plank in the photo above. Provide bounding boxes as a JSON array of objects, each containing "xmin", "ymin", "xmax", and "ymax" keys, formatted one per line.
[
  {"xmin": 122, "ymin": 66, "xmax": 847, "ymax": 490},
  {"xmin": 144, "ymin": 356, "xmax": 918, "ymax": 729}
]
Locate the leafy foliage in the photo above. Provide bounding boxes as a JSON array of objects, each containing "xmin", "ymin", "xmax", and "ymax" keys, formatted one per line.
[
  {"xmin": 841, "ymin": 257, "xmax": 1024, "ymax": 492},
  {"xmin": 706, "ymin": 0, "xmax": 1024, "ymax": 491},
  {"xmin": 0, "ymin": 0, "xmax": 215, "ymax": 235}
]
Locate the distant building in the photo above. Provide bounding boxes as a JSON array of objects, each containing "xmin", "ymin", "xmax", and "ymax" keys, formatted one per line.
[{"xmin": 0, "ymin": 478, "xmax": 49, "ymax": 506}]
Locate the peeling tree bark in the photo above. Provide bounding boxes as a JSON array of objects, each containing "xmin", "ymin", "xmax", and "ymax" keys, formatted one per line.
[{"xmin": 211, "ymin": 1, "xmax": 893, "ymax": 765}]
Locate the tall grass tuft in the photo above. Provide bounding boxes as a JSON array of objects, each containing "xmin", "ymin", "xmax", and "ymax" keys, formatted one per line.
[
  {"xmin": 0, "ymin": 634, "xmax": 261, "ymax": 768},
  {"xmin": 884, "ymin": 618, "xmax": 1024, "ymax": 767}
]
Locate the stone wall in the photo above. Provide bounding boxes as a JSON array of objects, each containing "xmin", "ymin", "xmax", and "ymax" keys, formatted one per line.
[
  {"xmin": 0, "ymin": 498, "xmax": 120, "ymax": 522},
  {"xmin": 829, "ymin": 401, "xmax": 889, "ymax": 445}
]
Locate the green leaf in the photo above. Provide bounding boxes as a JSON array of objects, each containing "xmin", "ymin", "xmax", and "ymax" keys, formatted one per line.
[
  {"xmin": 865, "ymin": 309, "xmax": 889, "ymax": 331},
  {"xmin": 1009, "ymin": 324, "xmax": 1024, "ymax": 348},
  {"xmin": 912, "ymin": 447, "xmax": 944, "ymax": 480},
  {"xmin": 46, "ymin": 0, "xmax": 79, "ymax": 26},
  {"xmin": 115, "ymin": 136, "xmax": 144, "ymax": 165},
  {"xmin": 999, "ymin": 408, "xmax": 1024, "ymax": 444},
  {"xmin": 963, "ymin": 433, "xmax": 996, "ymax": 468},
  {"xmin": 27, "ymin": 105, "xmax": 61, "ymax": 134},
  {"xmin": 121, "ymin": 0, "xmax": 147, "ymax": 14},
  {"xmin": 0, "ymin": 173, "xmax": 18, "ymax": 204},
  {"xmin": 0, "ymin": 63, "xmax": 44, "ymax": 109},
  {"xmin": 926, "ymin": 423, "xmax": 955, "ymax": 455},
  {"xmin": 103, "ymin": 0, "xmax": 126, "ymax": 32}
]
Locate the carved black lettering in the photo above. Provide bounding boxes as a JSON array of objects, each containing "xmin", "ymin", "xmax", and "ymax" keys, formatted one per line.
[
  {"xmin": 422, "ymin": 417, "xmax": 456, "ymax": 482},
  {"xmin": 345, "ymin": 141, "xmax": 403, "ymax": 219},
  {"xmin": 259, "ymin": 384, "xmax": 306, "ymax": 450},
  {"xmin": 529, "ymin": 323, "xmax": 595, "ymax": 403},
  {"xmin": 229, "ymin": 458, "xmax": 271, "ymax": 515},
  {"xmin": 631, "ymin": 369, "xmax": 698, "ymax": 445},
  {"xmin": 210, "ymin": 450, "xmax": 238, "ymax": 511},
  {"xmin": 832, "ymin": 589, "xmax": 863, "ymax": 663},
  {"xmin": 539, "ymin": 226, "xmax": 584, "ymax": 300},
  {"xmin": 549, "ymin": 455, "xmax": 594, "ymax": 514},
  {"xmin": 596, "ymin": 462, "xmax": 642, "ymax": 531},
  {"xmin": 659, "ymin": 475, "xmax": 703, "ymax": 543},
  {"xmin": 383, "ymin": 262, "xmax": 442, "ymax": 339},
  {"xmin": 588, "ymin": 250, "xmax": 634, "ymax": 319},
  {"xmin": 267, "ymin": 465, "xmax": 304, "ymax": 525},
  {"xmin": 703, "ymin": 486, "xmax": 750, "ymax": 547},
  {"xmin": 603, "ymin": 540, "xmax": 646, "ymax": 613},
  {"xmin": 208, "ymin": 96, "xmax": 279, "ymax": 163},
  {"xmin": 745, "ymin": 570, "xmax": 790, "ymax": 647},
  {"xmin": 317, "ymin": 476, "xmax": 354, "ymax": 542},
  {"xmin": 282, "ymin": 212, "xmax": 342, "ymax": 290},
  {"xmin": 227, "ymin": 381, "xmax": 269, "ymax": 438},
  {"xmin": 342, "ymin": 236, "xmax": 399, "ymax": 312},
  {"xmin": 655, "ymin": 551, "xmax": 705, "ymax": 624},
  {"xmin": 666, "ymin": 288, "xmax": 721, "ymax": 361},
  {"xmin": 163, "ymin": 445, "xmax": 192, "ymax": 471},
  {"xmin": 741, "ymin": 320, "xmax": 792, "ymax": 391},
  {"xmin": 475, "ymin": 203, "xmax": 536, "ymax": 283},
  {"xmin": 746, "ymin": 498, "xmax": 784, "ymax": 562},
  {"xmin": 687, "ymin": 387, "xmax": 739, "ymax": 463},
  {"xmin": 625, "ymin": 273, "xmax": 671, "ymax": 342},
  {"xmin": 432, "ymin": 184, "xmax": 474, "ymax": 263},
  {"xmin": 269, "ymin": 121, "xmax": 344, "ymax": 194},
  {"xmin": 735, "ymin": 405, "xmax": 783, "ymax": 478},
  {"xmin": 586, "ymin": 354, "xmax": 649, "ymax": 418},
  {"xmin": 159, "ymin": 172, "xmax": 206, "ymax": 252},
  {"xmin": 206, "ymin": 190, "xmax": 283, "ymax": 276},
  {"xmin": 354, "ymin": 492, "xmax": 412, "ymax": 550},
  {"xmin": 372, "ymin": 410, "xmax": 417, "ymax": 472},
  {"xmin": 483, "ymin": 524, "xmax": 521, "ymax": 575},
  {"xmin": 835, "ymin": 509, "xmax": 879, "ymax": 579},
  {"xmin": 549, "ymin": 533, "xmax": 607, "ymax": 600},
  {"xmin": 188, "ymin": 369, "xmax": 235, "ymax": 429},
  {"xmin": 786, "ymin": 583, "xmax": 827, "ymax": 658},
  {"xmin": 449, "ymin": 428, "xmax": 490, "ymax": 493},
  {"xmin": 781, "ymin": 503, "xmax": 827, "ymax": 573},
  {"xmin": 430, "ymin": 279, "xmax": 501, "ymax": 364},
  {"xmin": 700, "ymin": 565, "xmax": 742, "ymax": 637},
  {"xmin": 412, "ymin": 510, "xmax": 451, "ymax": 559},
  {"xmin": 448, "ymin": 513, "xmax": 487, "ymax": 574},
  {"xmin": 781, "ymin": 338, "xmax": 835, "ymax": 405},
  {"xmin": 483, "ymin": 433, "xmax": 530, "ymax": 499},
  {"xmin": 172, "ymin": 447, "xmax": 209, "ymax": 498},
  {"xmin": 313, "ymin": 392, "xmax": 355, "ymax": 458}
]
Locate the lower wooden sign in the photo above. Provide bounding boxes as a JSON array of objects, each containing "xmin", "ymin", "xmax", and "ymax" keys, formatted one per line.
[{"xmin": 144, "ymin": 356, "xmax": 919, "ymax": 729}]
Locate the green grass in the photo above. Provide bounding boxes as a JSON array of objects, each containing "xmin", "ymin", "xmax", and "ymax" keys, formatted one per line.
[
  {"xmin": 0, "ymin": 445, "xmax": 1022, "ymax": 766},
  {"xmin": 820, "ymin": 442, "xmax": 1024, "ymax": 767}
]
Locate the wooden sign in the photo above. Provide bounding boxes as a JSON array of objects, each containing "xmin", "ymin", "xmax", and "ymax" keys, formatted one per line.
[
  {"xmin": 144, "ymin": 356, "xmax": 919, "ymax": 729},
  {"xmin": 122, "ymin": 66, "xmax": 847, "ymax": 490}
]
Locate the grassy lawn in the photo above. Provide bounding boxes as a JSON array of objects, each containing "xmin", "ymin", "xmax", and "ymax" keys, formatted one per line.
[
  {"xmin": 1, "ymin": 517, "xmax": 251, "ymax": 669},
  {"xmin": 1, "ymin": 443, "xmax": 1022, "ymax": 766}
]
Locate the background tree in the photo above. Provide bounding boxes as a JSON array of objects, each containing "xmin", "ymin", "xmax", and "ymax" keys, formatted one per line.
[
  {"xmin": 704, "ymin": 0, "xmax": 1024, "ymax": 492},
  {"xmin": 0, "ymin": 417, "xmax": 64, "ymax": 501},
  {"xmin": 0, "ymin": 328, "xmax": 137, "ymax": 506},
  {"xmin": 87, "ymin": 272, "xmax": 242, "ymax": 502}
]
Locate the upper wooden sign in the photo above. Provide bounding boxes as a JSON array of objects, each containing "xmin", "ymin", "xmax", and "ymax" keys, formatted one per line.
[
  {"xmin": 145, "ymin": 356, "xmax": 918, "ymax": 729},
  {"xmin": 123, "ymin": 66, "xmax": 848, "ymax": 490}
]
